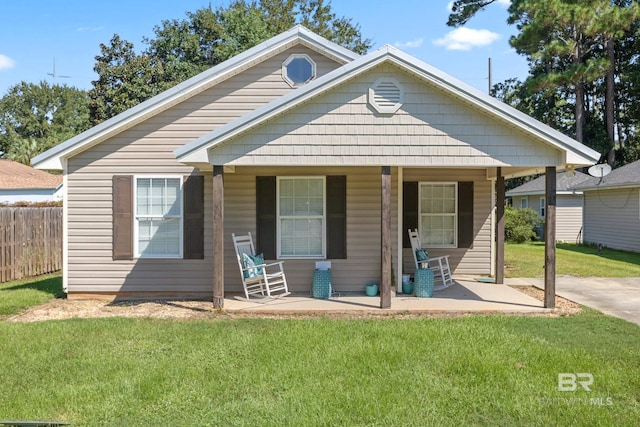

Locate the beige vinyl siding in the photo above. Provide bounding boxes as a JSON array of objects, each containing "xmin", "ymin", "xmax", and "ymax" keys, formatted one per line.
[
  {"xmin": 583, "ymin": 188, "xmax": 640, "ymax": 252},
  {"xmin": 210, "ymin": 63, "xmax": 562, "ymax": 167},
  {"xmin": 402, "ymin": 169, "xmax": 492, "ymax": 277},
  {"xmin": 65, "ymin": 46, "xmax": 343, "ymax": 295},
  {"xmin": 224, "ymin": 166, "xmax": 399, "ymax": 294},
  {"xmin": 556, "ymin": 195, "xmax": 583, "ymax": 243}
]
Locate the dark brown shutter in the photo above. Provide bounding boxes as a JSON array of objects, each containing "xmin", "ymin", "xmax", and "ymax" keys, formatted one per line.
[
  {"xmin": 326, "ymin": 175, "xmax": 347, "ymax": 259},
  {"xmin": 113, "ymin": 175, "xmax": 133, "ymax": 260},
  {"xmin": 256, "ymin": 176, "xmax": 276, "ymax": 259},
  {"xmin": 183, "ymin": 175, "xmax": 204, "ymax": 259},
  {"xmin": 458, "ymin": 181, "xmax": 474, "ymax": 248},
  {"xmin": 403, "ymin": 182, "xmax": 418, "ymax": 248}
]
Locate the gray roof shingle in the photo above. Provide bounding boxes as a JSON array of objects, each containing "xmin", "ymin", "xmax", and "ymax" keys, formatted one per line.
[
  {"xmin": 506, "ymin": 170, "xmax": 591, "ymax": 196},
  {"xmin": 573, "ymin": 159, "xmax": 640, "ymax": 190}
]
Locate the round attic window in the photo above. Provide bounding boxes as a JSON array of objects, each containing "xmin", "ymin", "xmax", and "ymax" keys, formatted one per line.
[{"xmin": 282, "ymin": 54, "xmax": 316, "ymax": 87}]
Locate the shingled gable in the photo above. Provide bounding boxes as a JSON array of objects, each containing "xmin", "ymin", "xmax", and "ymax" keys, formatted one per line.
[
  {"xmin": 174, "ymin": 45, "xmax": 600, "ymax": 170},
  {"xmin": 31, "ymin": 25, "xmax": 359, "ymax": 170}
]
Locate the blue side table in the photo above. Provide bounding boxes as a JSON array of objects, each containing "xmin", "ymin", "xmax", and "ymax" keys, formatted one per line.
[
  {"xmin": 312, "ymin": 269, "xmax": 332, "ymax": 299},
  {"xmin": 414, "ymin": 268, "xmax": 434, "ymax": 298}
]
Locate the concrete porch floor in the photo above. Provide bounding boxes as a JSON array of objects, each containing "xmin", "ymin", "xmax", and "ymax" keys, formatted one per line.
[{"xmin": 224, "ymin": 277, "xmax": 548, "ymax": 314}]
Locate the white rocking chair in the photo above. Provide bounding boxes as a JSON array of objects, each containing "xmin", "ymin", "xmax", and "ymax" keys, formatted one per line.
[
  {"xmin": 232, "ymin": 232, "xmax": 290, "ymax": 302},
  {"xmin": 408, "ymin": 229, "xmax": 454, "ymax": 291}
]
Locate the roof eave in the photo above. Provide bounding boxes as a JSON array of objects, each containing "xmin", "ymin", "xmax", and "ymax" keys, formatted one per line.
[
  {"xmin": 176, "ymin": 48, "xmax": 389, "ymax": 162},
  {"xmin": 177, "ymin": 45, "xmax": 601, "ymax": 166},
  {"xmin": 580, "ymin": 182, "xmax": 640, "ymax": 191},
  {"xmin": 33, "ymin": 26, "xmax": 359, "ymax": 171}
]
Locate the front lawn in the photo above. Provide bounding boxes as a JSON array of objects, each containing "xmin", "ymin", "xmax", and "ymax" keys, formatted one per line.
[
  {"xmin": 0, "ymin": 274, "xmax": 63, "ymax": 318},
  {"xmin": 506, "ymin": 242, "xmax": 640, "ymax": 278},
  {"xmin": 1, "ymin": 311, "xmax": 639, "ymax": 425}
]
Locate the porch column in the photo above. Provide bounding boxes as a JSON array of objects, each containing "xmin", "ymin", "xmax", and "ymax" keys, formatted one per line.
[
  {"xmin": 213, "ymin": 165, "xmax": 224, "ymax": 309},
  {"xmin": 544, "ymin": 166, "xmax": 556, "ymax": 308},
  {"xmin": 380, "ymin": 166, "xmax": 392, "ymax": 309},
  {"xmin": 495, "ymin": 168, "xmax": 505, "ymax": 284}
]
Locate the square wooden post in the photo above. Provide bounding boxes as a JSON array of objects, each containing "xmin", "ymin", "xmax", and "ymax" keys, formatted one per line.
[
  {"xmin": 380, "ymin": 166, "xmax": 392, "ymax": 309},
  {"xmin": 495, "ymin": 168, "xmax": 505, "ymax": 284},
  {"xmin": 213, "ymin": 165, "xmax": 224, "ymax": 309},
  {"xmin": 544, "ymin": 166, "xmax": 556, "ymax": 308}
]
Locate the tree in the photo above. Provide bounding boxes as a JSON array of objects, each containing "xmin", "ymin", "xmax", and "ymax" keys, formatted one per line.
[
  {"xmin": 88, "ymin": 35, "xmax": 176, "ymax": 125},
  {"xmin": 448, "ymin": 0, "xmax": 640, "ymax": 165},
  {"xmin": 213, "ymin": 1, "xmax": 273, "ymax": 62},
  {"xmin": 505, "ymin": 205, "xmax": 541, "ymax": 243},
  {"xmin": 90, "ymin": 1, "xmax": 372, "ymax": 123},
  {"xmin": 0, "ymin": 81, "xmax": 90, "ymax": 164}
]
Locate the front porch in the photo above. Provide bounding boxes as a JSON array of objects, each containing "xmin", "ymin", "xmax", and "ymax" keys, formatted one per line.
[{"xmin": 223, "ymin": 277, "xmax": 549, "ymax": 314}]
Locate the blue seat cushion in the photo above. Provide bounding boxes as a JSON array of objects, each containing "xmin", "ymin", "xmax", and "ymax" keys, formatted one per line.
[
  {"xmin": 242, "ymin": 253, "xmax": 264, "ymax": 278},
  {"xmin": 415, "ymin": 249, "xmax": 429, "ymax": 261}
]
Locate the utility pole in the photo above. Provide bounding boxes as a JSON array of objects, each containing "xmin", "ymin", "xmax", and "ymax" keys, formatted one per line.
[{"xmin": 488, "ymin": 57, "xmax": 492, "ymax": 96}]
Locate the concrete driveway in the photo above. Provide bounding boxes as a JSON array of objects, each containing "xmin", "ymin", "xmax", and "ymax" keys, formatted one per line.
[{"xmin": 508, "ymin": 276, "xmax": 640, "ymax": 326}]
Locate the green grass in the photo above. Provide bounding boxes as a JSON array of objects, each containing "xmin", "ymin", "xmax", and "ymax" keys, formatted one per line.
[
  {"xmin": 1, "ymin": 312, "xmax": 639, "ymax": 426},
  {"xmin": 506, "ymin": 242, "xmax": 640, "ymax": 278},
  {"xmin": 0, "ymin": 274, "xmax": 63, "ymax": 318},
  {"xmin": 1, "ymin": 263, "xmax": 640, "ymax": 426}
]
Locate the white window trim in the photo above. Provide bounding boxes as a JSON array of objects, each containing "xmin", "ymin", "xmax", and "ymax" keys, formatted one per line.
[
  {"xmin": 133, "ymin": 175, "xmax": 183, "ymax": 259},
  {"xmin": 276, "ymin": 176, "xmax": 326, "ymax": 259},
  {"xmin": 540, "ymin": 197, "xmax": 546, "ymax": 217},
  {"xmin": 418, "ymin": 182, "xmax": 458, "ymax": 249},
  {"xmin": 282, "ymin": 54, "xmax": 317, "ymax": 87},
  {"xmin": 521, "ymin": 198, "xmax": 528, "ymax": 209}
]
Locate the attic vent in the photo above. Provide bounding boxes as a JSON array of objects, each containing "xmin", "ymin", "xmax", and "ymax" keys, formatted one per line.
[{"xmin": 369, "ymin": 78, "xmax": 404, "ymax": 114}]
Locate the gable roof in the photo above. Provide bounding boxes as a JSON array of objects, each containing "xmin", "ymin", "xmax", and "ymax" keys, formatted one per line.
[
  {"xmin": 573, "ymin": 159, "xmax": 640, "ymax": 191},
  {"xmin": 0, "ymin": 159, "xmax": 62, "ymax": 190},
  {"xmin": 506, "ymin": 170, "xmax": 591, "ymax": 196},
  {"xmin": 32, "ymin": 25, "xmax": 359, "ymax": 170},
  {"xmin": 175, "ymin": 44, "xmax": 600, "ymax": 169}
]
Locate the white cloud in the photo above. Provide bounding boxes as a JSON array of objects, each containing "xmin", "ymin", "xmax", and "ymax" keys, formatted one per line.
[
  {"xmin": 446, "ymin": 1, "xmax": 454, "ymax": 11},
  {"xmin": 433, "ymin": 28, "xmax": 500, "ymax": 51},
  {"xmin": 0, "ymin": 54, "xmax": 15, "ymax": 70},
  {"xmin": 394, "ymin": 38, "xmax": 424, "ymax": 49}
]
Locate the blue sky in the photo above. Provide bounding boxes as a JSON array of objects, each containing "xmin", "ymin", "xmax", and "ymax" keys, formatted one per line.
[{"xmin": 0, "ymin": 0, "xmax": 528, "ymax": 96}]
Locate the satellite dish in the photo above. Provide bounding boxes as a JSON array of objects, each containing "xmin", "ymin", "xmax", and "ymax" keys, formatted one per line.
[{"xmin": 588, "ymin": 163, "xmax": 612, "ymax": 178}]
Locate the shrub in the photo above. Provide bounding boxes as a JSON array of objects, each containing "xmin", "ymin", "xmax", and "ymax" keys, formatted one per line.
[{"xmin": 505, "ymin": 205, "xmax": 541, "ymax": 243}]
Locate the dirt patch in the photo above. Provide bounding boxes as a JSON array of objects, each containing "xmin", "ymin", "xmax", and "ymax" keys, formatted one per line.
[
  {"xmin": 6, "ymin": 299, "xmax": 220, "ymax": 323},
  {"xmin": 511, "ymin": 286, "xmax": 582, "ymax": 316},
  {"xmin": 6, "ymin": 286, "xmax": 581, "ymax": 322}
]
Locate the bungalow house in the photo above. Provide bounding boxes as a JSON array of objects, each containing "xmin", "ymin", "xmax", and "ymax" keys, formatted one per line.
[
  {"xmin": 572, "ymin": 159, "xmax": 640, "ymax": 253},
  {"xmin": 32, "ymin": 26, "xmax": 600, "ymax": 305},
  {"xmin": 0, "ymin": 159, "xmax": 63, "ymax": 204},
  {"xmin": 506, "ymin": 170, "xmax": 591, "ymax": 243}
]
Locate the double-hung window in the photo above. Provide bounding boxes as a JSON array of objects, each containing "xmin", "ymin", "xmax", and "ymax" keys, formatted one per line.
[
  {"xmin": 539, "ymin": 197, "xmax": 546, "ymax": 217},
  {"xmin": 135, "ymin": 177, "xmax": 182, "ymax": 258},
  {"xmin": 277, "ymin": 177, "xmax": 325, "ymax": 258},
  {"xmin": 419, "ymin": 182, "xmax": 457, "ymax": 248}
]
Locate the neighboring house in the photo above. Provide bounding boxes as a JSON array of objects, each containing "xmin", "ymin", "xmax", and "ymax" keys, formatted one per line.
[
  {"xmin": 32, "ymin": 26, "xmax": 600, "ymax": 300},
  {"xmin": 0, "ymin": 159, "xmax": 62, "ymax": 204},
  {"xmin": 506, "ymin": 170, "xmax": 591, "ymax": 243},
  {"xmin": 573, "ymin": 159, "xmax": 640, "ymax": 253}
]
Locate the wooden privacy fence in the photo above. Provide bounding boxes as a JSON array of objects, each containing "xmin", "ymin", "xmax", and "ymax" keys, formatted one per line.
[{"xmin": 0, "ymin": 207, "xmax": 62, "ymax": 283}]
